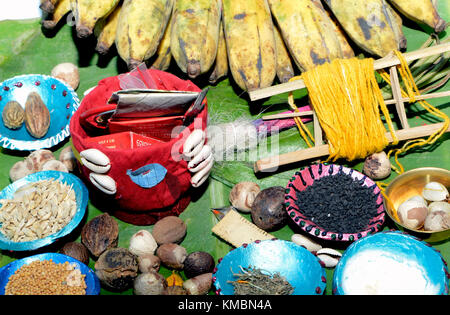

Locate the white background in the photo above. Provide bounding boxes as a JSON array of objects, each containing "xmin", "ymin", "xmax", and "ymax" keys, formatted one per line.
[{"xmin": 0, "ymin": 0, "xmax": 42, "ymax": 21}]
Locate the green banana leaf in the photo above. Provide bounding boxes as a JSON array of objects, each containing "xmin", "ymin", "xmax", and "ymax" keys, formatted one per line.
[{"xmin": 0, "ymin": 0, "xmax": 448, "ymax": 295}]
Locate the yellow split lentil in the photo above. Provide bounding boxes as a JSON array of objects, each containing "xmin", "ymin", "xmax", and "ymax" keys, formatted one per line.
[{"xmin": 5, "ymin": 259, "xmax": 87, "ymax": 295}]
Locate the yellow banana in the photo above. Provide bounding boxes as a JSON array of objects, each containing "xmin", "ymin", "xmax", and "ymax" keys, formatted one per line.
[
  {"xmin": 40, "ymin": 0, "xmax": 60, "ymax": 13},
  {"xmin": 273, "ymin": 25, "xmax": 294, "ymax": 83},
  {"xmin": 222, "ymin": 0, "xmax": 276, "ymax": 91},
  {"xmin": 385, "ymin": 2, "xmax": 407, "ymax": 50},
  {"xmin": 268, "ymin": 0, "xmax": 344, "ymax": 72},
  {"xmin": 151, "ymin": 13, "xmax": 173, "ymax": 71},
  {"xmin": 41, "ymin": 0, "xmax": 71, "ymax": 29},
  {"xmin": 209, "ymin": 22, "xmax": 228, "ymax": 84},
  {"xmin": 170, "ymin": 0, "xmax": 222, "ymax": 78},
  {"xmin": 322, "ymin": 0, "xmax": 402, "ymax": 57},
  {"xmin": 388, "ymin": 0, "xmax": 446, "ymax": 33},
  {"xmin": 322, "ymin": 3, "xmax": 355, "ymax": 59},
  {"xmin": 115, "ymin": 0, "xmax": 174, "ymax": 70},
  {"xmin": 71, "ymin": 0, "xmax": 120, "ymax": 38},
  {"xmin": 95, "ymin": 3, "xmax": 121, "ymax": 55}
]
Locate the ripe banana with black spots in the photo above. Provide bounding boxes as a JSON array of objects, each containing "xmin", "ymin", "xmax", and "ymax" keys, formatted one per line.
[
  {"xmin": 41, "ymin": 0, "xmax": 71, "ymax": 29},
  {"xmin": 322, "ymin": 0, "xmax": 402, "ymax": 57},
  {"xmin": 40, "ymin": 0, "xmax": 60, "ymax": 13},
  {"xmin": 222, "ymin": 0, "xmax": 276, "ymax": 91},
  {"xmin": 116, "ymin": 0, "xmax": 173, "ymax": 70},
  {"xmin": 273, "ymin": 25, "xmax": 294, "ymax": 83},
  {"xmin": 268, "ymin": 0, "xmax": 344, "ymax": 72},
  {"xmin": 385, "ymin": 2, "xmax": 407, "ymax": 50},
  {"xmin": 388, "ymin": 0, "xmax": 446, "ymax": 33},
  {"xmin": 209, "ymin": 23, "xmax": 228, "ymax": 84},
  {"xmin": 171, "ymin": 0, "xmax": 222, "ymax": 78},
  {"xmin": 71, "ymin": 0, "xmax": 120, "ymax": 38},
  {"xmin": 151, "ymin": 13, "xmax": 173, "ymax": 71},
  {"xmin": 95, "ymin": 3, "xmax": 121, "ymax": 55}
]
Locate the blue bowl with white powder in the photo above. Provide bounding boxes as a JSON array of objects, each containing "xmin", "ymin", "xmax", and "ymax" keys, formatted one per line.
[{"xmin": 332, "ymin": 231, "xmax": 449, "ymax": 295}]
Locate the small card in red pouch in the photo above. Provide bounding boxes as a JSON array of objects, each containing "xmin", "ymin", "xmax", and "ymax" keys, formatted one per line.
[{"xmin": 85, "ymin": 131, "xmax": 164, "ymax": 150}]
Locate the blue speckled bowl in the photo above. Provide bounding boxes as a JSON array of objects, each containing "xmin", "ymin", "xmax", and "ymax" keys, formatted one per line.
[
  {"xmin": 0, "ymin": 74, "xmax": 80, "ymax": 151},
  {"xmin": 213, "ymin": 239, "xmax": 327, "ymax": 295},
  {"xmin": 333, "ymin": 231, "xmax": 449, "ymax": 295},
  {"xmin": 0, "ymin": 253, "xmax": 100, "ymax": 295},
  {"xmin": 0, "ymin": 171, "xmax": 88, "ymax": 251}
]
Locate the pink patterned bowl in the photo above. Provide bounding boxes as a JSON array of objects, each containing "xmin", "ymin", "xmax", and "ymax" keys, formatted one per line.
[{"xmin": 285, "ymin": 163, "xmax": 385, "ymax": 242}]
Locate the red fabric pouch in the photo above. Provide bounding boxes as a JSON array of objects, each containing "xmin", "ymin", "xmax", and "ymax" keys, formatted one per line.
[{"xmin": 70, "ymin": 69, "xmax": 208, "ymax": 225}]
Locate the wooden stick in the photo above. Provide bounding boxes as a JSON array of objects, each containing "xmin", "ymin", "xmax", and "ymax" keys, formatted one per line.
[
  {"xmin": 389, "ymin": 66, "xmax": 410, "ymax": 129},
  {"xmin": 261, "ymin": 90, "xmax": 450, "ymax": 120},
  {"xmin": 254, "ymin": 122, "xmax": 450, "ymax": 173},
  {"xmin": 249, "ymin": 42, "xmax": 450, "ymax": 101}
]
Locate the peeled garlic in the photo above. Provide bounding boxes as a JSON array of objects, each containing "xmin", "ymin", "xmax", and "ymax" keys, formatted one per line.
[
  {"xmin": 422, "ymin": 182, "xmax": 449, "ymax": 202},
  {"xmin": 129, "ymin": 230, "xmax": 158, "ymax": 257},
  {"xmin": 424, "ymin": 211, "xmax": 450, "ymax": 231},
  {"xmin": 397, "ymin": 200, "xmax": 428, "ymax": 230}
]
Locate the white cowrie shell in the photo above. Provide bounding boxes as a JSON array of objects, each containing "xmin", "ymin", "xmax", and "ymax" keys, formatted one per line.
[
  {"xmin": 81, "ymin": 157, "xmax": 111, "ymax": 174},
  {"xmin": 80, "ymin": 148, "xmax": 111, "ymax": 167},
  {"xmin": 316, "ymin": 248, "xmax": 342, "ymax": 268},
  {"xmin": 89, "ymin": 173, "xmax": 117, "ymax": 195},
  {"xmin": 83, "ymin": 86, "xmax": 97, "ymax": 96},
  {"xmin": 183, "ymin": 129, "xmax": 205, "ymax": 159},
  {"xmin": 291, "ymin": 233, "xmax": 322, "ymax": 253},
  {"xmin": 189, "ymin": 153, "xmax": 213, "ymax": 173},
  {"xmin": 188, "ymin": 145, "xmax": 212, "ymax": 170},
  {"xmin": 191, "ymin": 158, "xmax": 213, "ymax": 188}
]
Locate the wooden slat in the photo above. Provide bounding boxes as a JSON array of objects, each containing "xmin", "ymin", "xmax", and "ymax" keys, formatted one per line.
[{"xmin": 389, "ymin": 66, "xmax": 410, "ymax": 129}]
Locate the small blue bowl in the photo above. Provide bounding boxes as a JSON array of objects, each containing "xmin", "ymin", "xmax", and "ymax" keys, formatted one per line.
[
  {"xmin": 213, "ymin": 239, "xmax": 327, "ymax": 295},
  {"xmin": 0, "ymin": 171, "xmax": 88, "ymax": 251},
  {"xmin": 0, "ymin": 74, "xmax": 80, "ymax": 151},
  {"xmin": 0, "ymin": 253, "xmax": 100, "ymax": 295},
  {"xmin": 333, "ymin": 231, "xmax": 449, "ymax": 295}
]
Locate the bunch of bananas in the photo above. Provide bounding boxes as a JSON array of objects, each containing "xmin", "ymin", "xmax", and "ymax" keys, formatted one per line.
[{"xmin": 40, "ymin": 0, "xmax": 447, "ymax": 92}]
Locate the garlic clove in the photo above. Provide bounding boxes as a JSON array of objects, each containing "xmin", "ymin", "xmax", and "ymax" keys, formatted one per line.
[
  {"xmin": 397, "ymin": 200, "xmax": 429, "ymax": 230},
  {"xmin": 428, "ymin": 201, "xmax": 450, "ymax": 215},
  {"xmin": 422, "ymin": 181, "xmax": 449, "ymax": 202}
]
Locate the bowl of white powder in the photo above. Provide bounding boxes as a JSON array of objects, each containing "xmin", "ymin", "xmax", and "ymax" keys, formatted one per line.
[{"xmin": 332, "ymin": 231, "xmax": 448, "ymax": 295}]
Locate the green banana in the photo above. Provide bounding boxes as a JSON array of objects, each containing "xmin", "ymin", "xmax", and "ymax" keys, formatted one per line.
[
  {"xmin": 170, "ymin": 0, "xmax": 222, "ymax": 78},
  {"xmin": 388, "ymin": 0, "xmax": 446, "ymax": 33},
  {"xmin": 71, "ymin": 0, "xmax": 120, "ymax": 38},
  {"xmin": 273, "ymin": 25, "xmax": 294, "ymax": 83},
  {"xmin": 115, "ymin": 0, "xmax": 173, "ymax": 70},
  {"xmin": 322, "ymin": 0, "xmax": 403, "ymax": 57},
  {"xmin": 95, "ymin": 3, "xmax": 121, "ymax": 55},
  {"xmin": 151, "ymin": 13, "xmax": 173, "ymax": 71},
  {"xmin": 209, "ymin": 22, "xmax": 229, "ymax": 84},
  {"xmin": 222, "ymin": 0, "xmax": 276, "ymax": 91},
  {"xmin": 41, "ymin": 0, "xmax": 71, "ymax": 29},
  {"xmin": 268, "ymin": 0, "xmax": 344, "ymax": 72}
]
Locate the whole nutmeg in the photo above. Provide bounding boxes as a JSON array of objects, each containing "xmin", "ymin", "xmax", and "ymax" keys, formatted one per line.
[
  {"xmin": 60, "ymin": 242, "xmax": 90, "ymax": 265},
  {"xmin": 2, "ymin": 100, "xmax": 25, "ymax": 129},
  {"xmin": 363, "ymin": 151, "xmax": 391, "ymax": 180},
  {"xmin": 183, "ymin": 273, "xmax": 212, "ymax": 295},
  {"xmin": 129, "ymin": 229, "xmax": 158, "ymax": 257},
  {"xmin": 229, "ymin": 182, "xmax": 261, "ymax": 212},
  {"xmin": 137, "ymin": 253, "xmax": 161, "ymax": 273},
  {"xmin": 183, "ymin": 251, "xmax": 215, "ymax": 279},
  {"xmin": 81, "ymin": 213, "xmax": 119, "ymax": 258},
  {"xmin": 51, "ymin": 62, "xmax": 80, "ymax": 90},
  {"xmin": 95, "ymin": 247, "xmax": 138, "ymax": 291},
  {"xmin": 156, "ymin": 243, "xmax": 187, "ymax": 269},
  {"xmin": 59, "ymin": 146, "xmax": 78, "ymax": 172},
  {"xmin": 133, "ymin": 271, "xmax": 167, "ymax": 295},
  {"xmin": 152, "ymin": 216, "xmax": 187, "ymax": 245}
]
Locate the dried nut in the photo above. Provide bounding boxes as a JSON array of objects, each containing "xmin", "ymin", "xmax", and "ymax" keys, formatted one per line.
[
  {"xmin": 9, "ymin": 160, "xmax": 34, "ymax": 182},
  {"xmin": 59, "ymin": 146, "xmax": 77, "ymax": 172},
  {"xmin": 81, "ymin": 213, "xmax": 119, "ymax": 258},
  {"xmin": 128, "ymin": 229, "xmax": 158, "ymax": 257},
  {"xmin": 95, "ymin": 247, "xmax": 138, "ymax": 291},
  {"xmin": 183, "ymin": 273, "xmax": 212, "ymax": 295},
  {"xmin": 251, "ymin": 186, "xmax": 288, "ymax": 231},
  {"xmin": 26, "ymin": 149, "xmax": 56, "ymax": 172},
  {"xmin": 24, "ymin": 92, "xmax": 50, "ymax": 139},
  {"xmin": 42, "ymin": 160, "xmax": 69, "ymax": 172},
  {"xmin": 423, "ymin": 211, "xmax": 450, "ymax": 231},
  {"xmin": 60, "ymin": 242, "xmax": 90, "ymax": 265},
  {"xmin": 422, "ymin": 181, "xmax": 449, "ymax": 202},
  {"xmin": 165, "ymin": 285, "xmax": 187, "ymax": 295},
  {"xmin": 152, "ymin": 216, "xmax": 187, "ymax": 245},
  {"xmin": 291, "ymin": 233, "xmax": 323, "ymax": 253},
  {"xmin": 183, "ymin": 251, "xmax": 215, "ymax": 279},
  {"xmin": 156, "ymin": 243, "xmax": 187, "ymax": 269},
  {"xmin": 316, "ymin": 248, "xmax": 342, "ymax": 268},
  {"xmin": 133, "ymin": 271, "xmax": 167, "ymax": 295},
  {"xmin": 51, "ymin": 62, "xmax": 80, "ymax": 90},
  {"xmin": 80, "ymin": 148, "xmax": 111, "ymax": 172},
  {"xmin": 2, "ymin": 100, "xmax": 25, "ymax": 129},
  {"xmin": 363, "ymin": 151, "xmax": 391, "ymax": 180},
  {"xmin": 229, "ymin": 182, "xmax": 261, "ymax": 212},
  {"xmin": 397, "ymin": 200, "xmax": 428, "ymax": 229},
  {"xmin": 89, "ymin": 173, "xmax": 116, "ymax": 195},
  {"xmin": 137, "ymin": 253, "xmax": 161, "ymax": 273}
]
